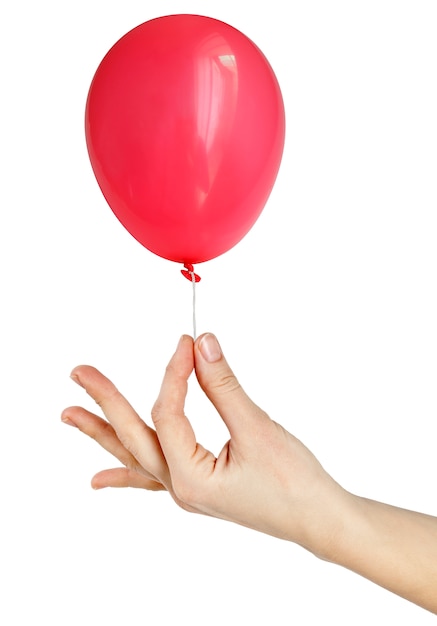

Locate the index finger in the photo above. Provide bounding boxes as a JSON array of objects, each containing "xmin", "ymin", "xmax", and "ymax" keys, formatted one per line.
[{"xmin": 151, "ymin": 335, "xmax": 198, "ymax": 470}]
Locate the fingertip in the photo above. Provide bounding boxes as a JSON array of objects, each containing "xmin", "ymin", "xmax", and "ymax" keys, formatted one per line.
[
  {"xmin": 70, "ymin": 373, "xmax": 84, "ymax": 388},
  {"xmin": 169, "ymin": 334, "xmax": 194, "ymax": 374},
  {"xmin": 61, "ymin": 408, "xmax": 78, "ymax": 427},
  {"xmin": 195, "ymin": 332, "xmax": 223, "ymax": 363},
  {"xmin": 177, "ymin": 334, "xmax": 194, "ymax": 351},
  {"xmin": 194, "ymin": 333, "xmax": 205, "ymax": 349},
  {"xmin": 91, "ymin": 474, "xmax": 106, "ymax": 490},
  {"xmin": 69, "ymin": 365, "xmax": 96, "ymax": 388}
]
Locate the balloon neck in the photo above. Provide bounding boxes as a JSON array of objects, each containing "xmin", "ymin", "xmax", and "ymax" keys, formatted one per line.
[{"xmin": 181, "ymin": 263, "xmax": 201, "ymax": 283}]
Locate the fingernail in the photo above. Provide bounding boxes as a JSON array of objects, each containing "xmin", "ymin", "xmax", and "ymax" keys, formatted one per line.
[
  {"xmin": 61, "ymin": 415, "xmax": 77, "ymax": 428},
  {"xmin": 198, "ymin": 333, "xmax": 222, "ymax": 363},
  {"xmin": 70, "ymin": 373, "xmax": 84, "ymax": 388}
]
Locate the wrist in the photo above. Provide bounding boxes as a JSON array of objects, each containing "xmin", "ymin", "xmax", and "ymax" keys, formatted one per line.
[
  {"xmin": 310, "ymin": 490, "xmax": 364, "ymax": 564},
  {"xmin": 283, "ymin": 478, "xmax": 360, "ymax": 563}
]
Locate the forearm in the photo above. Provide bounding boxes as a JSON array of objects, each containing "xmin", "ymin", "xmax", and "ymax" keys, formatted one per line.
[{"xmin": 326, "ymin": 494, "xmax": 437, "ymax": 613}]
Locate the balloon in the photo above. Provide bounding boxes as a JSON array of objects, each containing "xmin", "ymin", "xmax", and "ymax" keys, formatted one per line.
[{"xmin": 85, "ymin": 14, "xmax": 285, "ymax": 265}]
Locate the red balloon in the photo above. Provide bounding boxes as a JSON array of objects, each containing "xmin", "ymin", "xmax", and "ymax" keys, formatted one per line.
[{"xmin": 85, "ymin": 14, "xmax": 285, "ymax": 265}]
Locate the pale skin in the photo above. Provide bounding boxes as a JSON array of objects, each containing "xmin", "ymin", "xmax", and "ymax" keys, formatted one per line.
[{"xmin": 62, "ymin": 333, "xmax": 437, "ymax": 614}]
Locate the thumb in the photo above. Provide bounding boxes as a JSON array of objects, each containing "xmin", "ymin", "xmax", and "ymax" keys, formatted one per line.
[{"xmin": 194, "ymin": 333, "xmax": 267, "ymax": 439}]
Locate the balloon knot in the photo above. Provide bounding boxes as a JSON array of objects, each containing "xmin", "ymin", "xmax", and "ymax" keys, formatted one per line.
[{"xmin": 181, "ymin": 263, "xmax": 201, "ymax": 282}]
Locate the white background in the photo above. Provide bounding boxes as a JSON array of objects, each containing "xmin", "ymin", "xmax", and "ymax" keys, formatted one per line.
[{"xmin": 1, "ymin": 1, "xmax": 436, "ymax": 623}]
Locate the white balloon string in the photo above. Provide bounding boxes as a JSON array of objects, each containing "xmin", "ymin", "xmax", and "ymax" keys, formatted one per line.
[
  {"xmin": 181, "ymin": 263, "xmax": 200, "ymax": 340},
  {"xmin": 189, "ymin": 270, "xmax": 197, "ymax": 340}
]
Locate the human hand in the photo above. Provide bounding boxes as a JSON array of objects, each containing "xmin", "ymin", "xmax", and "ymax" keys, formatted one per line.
[
  {"xmin": 62, "ymin": 334, "xmax": 351, "ymax": 558},
  {"xmin": 62, "ymin": 333, "xmax": 437, "ymax": 612}
]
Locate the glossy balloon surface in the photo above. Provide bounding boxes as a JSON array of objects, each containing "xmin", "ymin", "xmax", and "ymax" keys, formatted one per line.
[{"xmin": 85, "ymin": 14, "xmax": 285, "ymax": 264}]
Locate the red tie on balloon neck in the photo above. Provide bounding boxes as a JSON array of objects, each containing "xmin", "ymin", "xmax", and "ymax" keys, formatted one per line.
[
  {"xmin": 181, "ymin": 263, "xmax": 201, "ymax": 283},
  {"xmin": 181, "ymin": 263, "xmax": 201, "ymax": 340}
]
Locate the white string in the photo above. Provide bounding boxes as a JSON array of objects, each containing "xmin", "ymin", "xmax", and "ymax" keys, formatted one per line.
[{"xmin": 189, "ymin": 271, "xmax": 197, "ymax": 340}]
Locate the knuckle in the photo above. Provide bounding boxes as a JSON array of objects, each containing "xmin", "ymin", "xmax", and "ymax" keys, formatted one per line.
[
  {"xmin": 118, "ymin": 420, "xmax": 148, "ymax": 456},
  {"xmin": 172, "ymin": 478, "xmax": 197, "ymax": 507},
  {"xmin": 150, "ymin": 399, "xmax": 164, "ymax": 425},
  {"xmin": 88, "ymin": 418, "xmax": 113, "ymax": 442},
  {"xmin": 171, "ymin": 449, "xmax": 211, "ymax": 508},
  {"xmin": 211, "ymin": 372, "xmax": 241, "ymax": 395},
  {"xmin": 94, "ymin": 386, "xmax": 121, "ymax": 410}
]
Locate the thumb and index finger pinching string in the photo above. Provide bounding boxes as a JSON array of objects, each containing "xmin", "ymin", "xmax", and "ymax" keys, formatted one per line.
[{"xmin": 181, "ymin": 263, "xmax": 201, "ymax": 340}]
